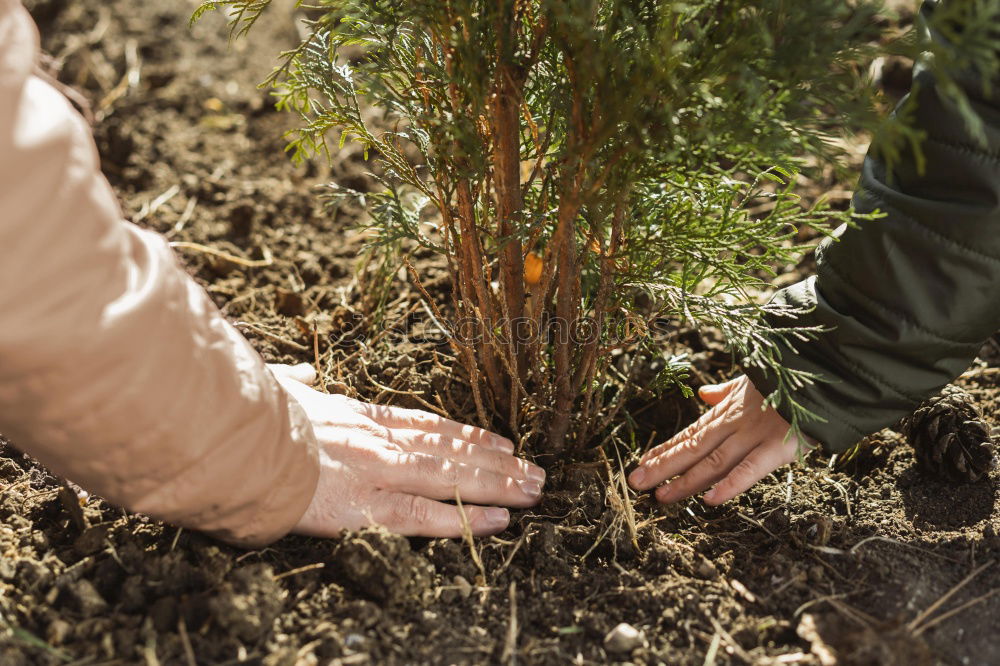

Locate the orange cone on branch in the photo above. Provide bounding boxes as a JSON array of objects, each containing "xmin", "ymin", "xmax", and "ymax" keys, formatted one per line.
[{"xmin": 524, "ymin": 251, "xmax": 543, "ymax": 286}]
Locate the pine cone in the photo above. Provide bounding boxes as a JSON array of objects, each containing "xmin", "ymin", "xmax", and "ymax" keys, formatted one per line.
[{"xmin": 899, "ymin": 385, "xmax": 998, "ymax": 482}]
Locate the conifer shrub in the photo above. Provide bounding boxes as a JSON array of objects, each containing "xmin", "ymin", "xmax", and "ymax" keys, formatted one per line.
[{"xmin": 195, "ymin": 0, "xmax": 998, "ymax": 450}]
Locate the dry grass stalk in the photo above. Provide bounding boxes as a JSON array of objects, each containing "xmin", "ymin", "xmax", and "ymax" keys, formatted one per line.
[
  {"xmin": 177, "ymin": 616, "xmax": 197, "ymax": 666},
  {"xmin": 907, "ymin": 560, "xmax": 995, "ymax": 635},
  {"xmin": 455, "ymin": 488, "xmax": 487, "ymax": 586},
  {"xmin": 170, "ymin": 241, "xmax": 273, "ymax": 268},
  {"xmin": 501, "ymin": 582, "xmax": 519, "ymax": 665}
]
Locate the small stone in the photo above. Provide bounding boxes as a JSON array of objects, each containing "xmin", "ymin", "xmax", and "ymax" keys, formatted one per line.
[
  {"xmin": 30, "ymin": 531, "xmax": 49, "ymax": 552},
  {"xmin": 453, "ymin": 575, "xmax": 472, "ymax": 599},
  {"xmin": 344, "ymin": 633, "xmax": 367, "ymax": 651},
  {"xmin": 46, "ymin": 619, "xmax": 72, "ymax": 645},
  {"xmin": 66, "ymin": 579, "xmax": 107, "ymax": 617},
  {"xmin": 603, "ymin": 622, "xmax": 645, "ymax": 654},
  {"xmin": 696, "ymin": 559, "xmax": 717, "ymax": 579}
]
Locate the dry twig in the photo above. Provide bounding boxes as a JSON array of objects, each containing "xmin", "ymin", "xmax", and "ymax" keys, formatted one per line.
[
  {"xmin": 501, "ymin": 582, "xmax": 519, "ymax": 665},
  {"xmin": 907, "ymin": 560, "xmax": 995, "ymax": 635},
  {"xmin": 274, "ymin": 562, "xmax": 326, "ymax": 581},
  {"xmin": 177, "ymin": 616, "xmax": 197, "ymax": 666},
  {"xmin": 170, "ymin": 241, "xmax": 274, "ymax": 268},
  {"xmin": 455, "ymin": 488, "xmax": 487, "ymax": 585},
  {"xmin": 234, "ymin": 321, "xmax": 309, "ymax": 352}
]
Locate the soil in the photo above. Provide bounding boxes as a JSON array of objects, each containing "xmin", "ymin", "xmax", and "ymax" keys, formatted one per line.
[{"xmin": 3, "ymin": 1, "xmax": 999, "ymax": 665}]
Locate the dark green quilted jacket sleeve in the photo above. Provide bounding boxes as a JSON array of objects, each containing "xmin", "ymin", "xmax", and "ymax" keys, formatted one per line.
[{"xmin": 745, "ymin": 2, "xmax": 1000, "ymax": 453}]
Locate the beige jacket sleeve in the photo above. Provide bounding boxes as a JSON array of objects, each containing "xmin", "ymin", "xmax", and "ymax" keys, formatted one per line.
[{"xmin": 0, "ymin": 0, "xmax": 319, "ymax": 547}]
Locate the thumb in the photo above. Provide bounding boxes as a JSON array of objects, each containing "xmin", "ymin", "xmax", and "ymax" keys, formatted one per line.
[
  {"xmin": 267, "ymin": 362, "xmax": 318, "ymax": 386},
  {"xmin": 697, "ymin": 377, "xmax": 742, "ymax": 406}
]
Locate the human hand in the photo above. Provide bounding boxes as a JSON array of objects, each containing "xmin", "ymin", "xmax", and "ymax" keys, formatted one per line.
[
  {"xmin": 268, "ymin": 363, "xmax": 544, "ymax": 538},
  {"xmin": 627, "ymin": 376, "xmax": 817, "ymax": 505}
]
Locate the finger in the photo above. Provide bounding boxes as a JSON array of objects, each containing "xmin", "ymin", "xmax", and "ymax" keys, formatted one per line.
[
  {"xmin": 380, "ymin": 450, "xmax": 542, "ymax": 508},
  {"xmin": 369, "ymin": 491, "xmax": 511, "ymax": 537},
  {"xmin": 702, "ymin": 435, "xmax": 801, "ymax": 506},
  {"xmin": 653, "ymin": 433, "xmax": 757, "ymax": 504},
  {"xmin": 638, "ymin": 406, "xmax": 728, "ymax": 466},
  {"xmin": 638, "ymin": 376, "xmax": 747, "ymax": 468},
  {"xmin": 386, "ymin": 429, "xmax": 545, "ymax": 483},
  {"xmin": 630, "ymin": 408, "xmax": 736, "ymax": 490},
  {"xmin": 268, "ymin": 362, "xmax": 318, "ymax": 385},
  {"xmin": 698, "ymin": 377, "xmax": 740, "ymax": 406},
  {"xmin": 357, "ymin": 403, "xmax": 515, "ymax": 453}
]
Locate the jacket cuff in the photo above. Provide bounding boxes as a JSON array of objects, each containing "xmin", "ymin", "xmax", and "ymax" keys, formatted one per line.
[
  {"xmin": 741, "ymin": 275, "xmax": 944, "ymax": 455},
  {"xmin": 744, "ymin": 357, "xmax": 868, "ymax": 455},
  {"xmin": 209, "ymin": 393, "xmax": 320, "ymax": 548}
]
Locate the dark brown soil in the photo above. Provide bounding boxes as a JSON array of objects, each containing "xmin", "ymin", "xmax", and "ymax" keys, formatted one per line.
[{"xmin": 2, "ymin": 2, "xmax": 999, "ymax": 665}]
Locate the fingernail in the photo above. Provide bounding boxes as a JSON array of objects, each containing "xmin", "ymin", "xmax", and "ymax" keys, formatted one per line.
[
  {"xmin": 518, "ymin": 479, "xmax": 543, "ymax": 498},
  {"xmin": 525, "ymin": 464, "xmax": 546, "ymax": 483},
  {"xmin": 655, "ymin": 482, "xmax": 672, "ymax": 503},
  {"xmin": 481, "ymin": 507, "xmax": 509, "ymax": 531},
  {"xmin": 703, "ymin": 488, "xmax": 717, "ymax": 504},
  {"xmin": 629, "ymin": 467, "xmax": 646, "ymax": 488},
  {"xmin": 493, "ymin": 436, "xmax": 515, "ymax": 453}
]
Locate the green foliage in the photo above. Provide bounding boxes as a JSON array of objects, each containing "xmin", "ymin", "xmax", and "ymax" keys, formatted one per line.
[
  {"xmin": 191, "ymin": 0, "xmax": 282, "ymax": 38},
  {"xmin": 194, "ymin": 0, "xmax": 999, "ymax": 449}
]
